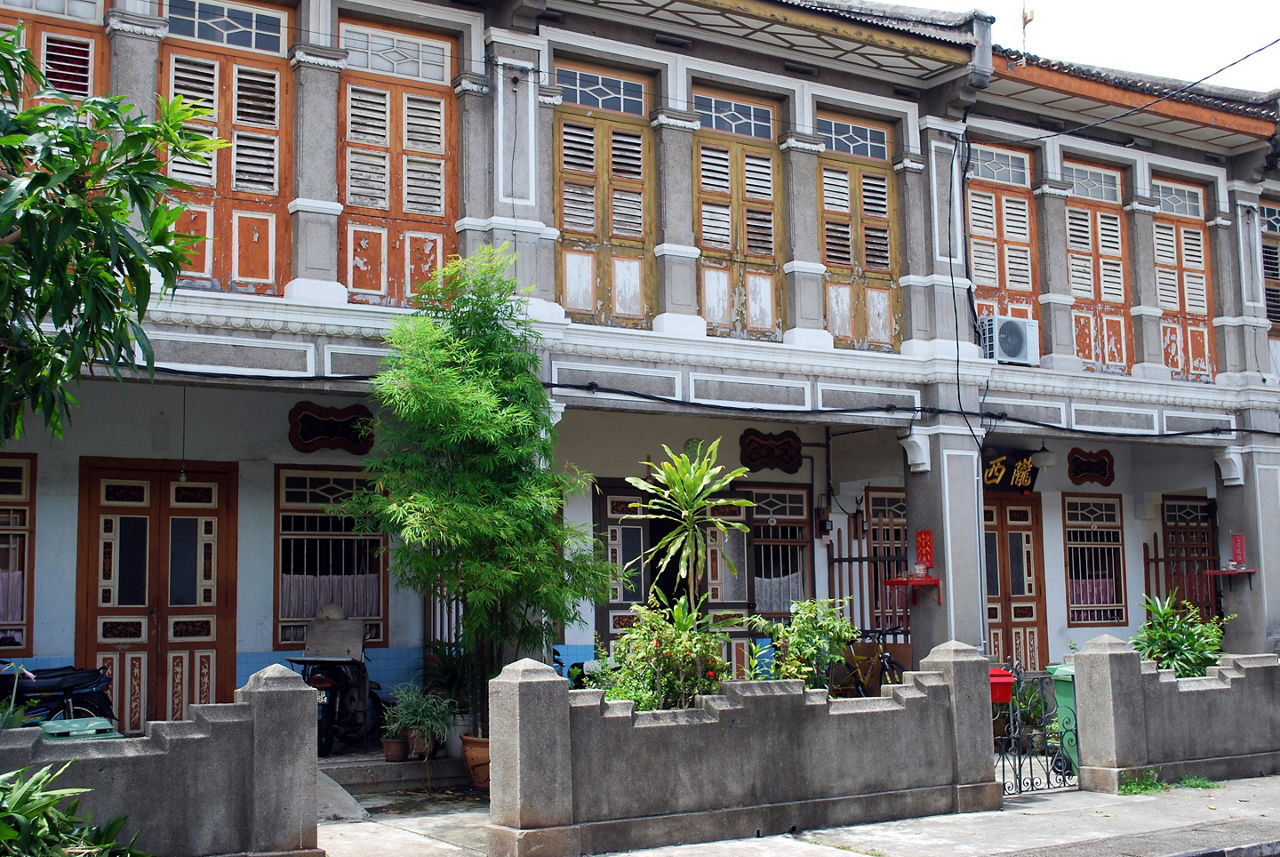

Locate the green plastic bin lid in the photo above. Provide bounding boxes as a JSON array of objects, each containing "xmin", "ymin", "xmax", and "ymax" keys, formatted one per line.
[
  {"xmin": 39, "ymin": 717, "xmax": 121, "ymax": 740},
  {"xmin": 1045, "ymin": 663, "xmax": 1075, "ymax": 678}
]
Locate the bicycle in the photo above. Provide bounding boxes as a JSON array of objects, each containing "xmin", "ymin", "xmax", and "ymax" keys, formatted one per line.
[{"xmin": 843, "ymin": 627, "xmax": 907, "ymax": 697}]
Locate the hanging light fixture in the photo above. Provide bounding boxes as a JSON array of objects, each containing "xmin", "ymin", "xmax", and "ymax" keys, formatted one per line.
[{"xmin": 1030, "ymin": 442, "xmax": 1057, "ymax": 469}]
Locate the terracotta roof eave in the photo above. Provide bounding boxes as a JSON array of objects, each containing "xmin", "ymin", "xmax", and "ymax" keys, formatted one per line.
[
  {"xmin": 995, "ymin": 47, "xmax": 1279, "ymax": 121},
  {"xmin": 778, "ymin": 0, "xmax": 981, "ymax": 46}
]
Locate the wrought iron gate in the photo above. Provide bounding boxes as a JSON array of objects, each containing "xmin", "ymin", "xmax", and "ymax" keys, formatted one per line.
[{"xmin": 994, "ymin": 667, "xmax": 1078, "ymax": 794}]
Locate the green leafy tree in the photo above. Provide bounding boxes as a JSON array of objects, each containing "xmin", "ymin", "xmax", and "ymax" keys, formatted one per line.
[
  {"xmin": 624, "ymin": 438, "xmax": 752, "ymax": 608},
  {"xmin": 0, "ymin": 28, "xmax": 221, "ymax": 441},
  {"xmin": 346, "ymin": 246, "xmax": 612, "ymax": 734}
]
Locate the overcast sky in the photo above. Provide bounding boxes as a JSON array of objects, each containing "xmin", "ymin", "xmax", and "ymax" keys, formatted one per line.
[{"xmin": 916, "ymin": 0, "xmax": 1280, "ymax": 93}]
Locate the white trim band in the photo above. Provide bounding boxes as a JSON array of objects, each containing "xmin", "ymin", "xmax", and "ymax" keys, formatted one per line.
[
  {"xmin": 654, "ymin": 243, "xmax": 701, "ymax": 259},
  {"xmin": 288, "ymin": 198, "xmax": 344, "ymax": 216},
  {"xmin": 782, "ymin": 260, "xmax": 827, "ymax": 276}
]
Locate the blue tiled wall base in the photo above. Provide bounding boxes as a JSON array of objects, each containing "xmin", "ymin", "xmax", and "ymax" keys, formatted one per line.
[
  {"xmin": 237, "ymin": 646, "xmax": 421, "ymax": 698},
  {"xmin": 553, "ymin": 644, "xmax": 595, "ymax": 676}
]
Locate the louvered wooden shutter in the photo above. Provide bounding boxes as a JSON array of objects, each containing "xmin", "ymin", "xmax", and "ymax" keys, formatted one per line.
[
  {"xmin": 1181, "ymin": 227, "xmax": 1207, "ymax": 315},
  {"xmin": 699, "ymin": 146, "xmax": 732, "ymax": 249},
  {"xmin": 1153, "ymin": 222, "xmax": 1181, "ymax": 311},
  {"xmin": 560, "ymin": 123, "xmax": 596, "ymax": 234},
  {"xmin": 609, "ymin": 129, "xmax": 644, "ymax": 238},
  {"xmin": 742, "ymin": 153, "xmax": 774, "ymax": 257},
  {"xmin": 402, "ymin": 95, "xmax": 445, "ymax": 216},
  {"xmin": 168, "ymin": 56, "xmax": 219, "ymax": 187},
  {"xmin": 403, "ymin": 95, "xmax": 444, "ymax": 152},
  {"xmin": 1264, "ymin": 244, "xmax": 1280, "ymax": 280},
  {"xmin": 42, "ymin": 34, "xmax": 92, "ymax": 98},
  {"xmin": 861, "ymin": 173, "xmax": 890, "ymax": 271},
  {"xmin": 1001, "ymin": 195, "xmax": 1032, "ymax": 290},
  {"xmin": 230, "ymin": 66, "xmax": 279, "ymax": 193},
  {"xmin": 822, "ymin": 167, "xmax": 852, "ymax": 267},
  {"xmin": 346, "ymin": 85, "xmax": 390, "ymax": 209},
  {"xmin": 1097, "ymin": 213, "xmax": 1124, "ymax": 303}
]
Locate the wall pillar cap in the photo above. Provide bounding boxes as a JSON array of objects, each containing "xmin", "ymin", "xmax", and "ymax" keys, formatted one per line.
[
  {"xmin": 242, "ymin": 664, "xmax": 308, "ymax": 692},
  {"xmin": 454, "ymin": 71, "xmax": 492, "ymax": 97},
  {"xmin": 779, "ymin": 131, "xmax": 825, "ymax": 153},
  {"xmin": 1078, "ymin": 634, "xmax": 1133, "ymax": 654},
  {"xmin": 104, "ymin": 9, "xmax": 168, "ymax": 40},
  {"xmin": 650, "ymin": 106, "xmax": 700, "ymax": 131},
  {"xmin": 288, "ymin": 44, "xmax": 348, "ymax": 71},
  {"xmin": 921, "ymin": 640, "xmax": 986, "ymax": 663},
  {"xmin": 494, "ymin": 658, "xmax": 564, "ymax": 685}
]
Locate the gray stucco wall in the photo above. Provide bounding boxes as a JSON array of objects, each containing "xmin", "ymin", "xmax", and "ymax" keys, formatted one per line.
[
  {"xmin": 0, "ymin": 665, "xmax": 318, "ymax": 857},
  {"xmin": 489, "ymin": 642, "xmax": 1001, "ymax": 857}
]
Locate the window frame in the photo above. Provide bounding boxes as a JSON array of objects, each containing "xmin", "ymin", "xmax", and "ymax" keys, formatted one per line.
[
  {"xmin": 692, "ymin": 85, "xmax": 785, "ymax": 340},
  {"xmin": 0, "ymin": 455, "xmax": 35, "ymax": 658},
  {"xmin": 1151, "ymin": 175, "xmax": 1214, "ymax": 381},
  {"xmin": 817, "ymin": 110, "xmax": 898, "ymax": 351},
  {"xmin": 273, "ymin": 465, "xmax": 389, "ymax": 650},
  {"xmin": 0, "ymin": 12, "xmax": 107, "ymax": 103},
  {"xmin": 1062, "ymin": 492, "xmax": 1128, "ymax": 628},
  {"xmin": 337, "ymin": 18, "xmax": 458, "ymax": 308},
  {"xmin": 1260, "ymin": 201, "xmax": 1280, "ymax": 330},
  {"xmin": 965, "ymin": 142, "xmax": 1038, "ymax": 321},
  {"xmin": 553, "ymin": 60, "xmax": 655, "ymax": 327},
  {"xmin": 1063, "ymin": 159, "xmax": 1131, "ymax": 372}
]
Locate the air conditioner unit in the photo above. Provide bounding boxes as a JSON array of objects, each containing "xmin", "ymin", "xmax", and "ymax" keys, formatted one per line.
[{"xmin": 979, "ymin": 315, "xmax": 1040, "ymax": 366}]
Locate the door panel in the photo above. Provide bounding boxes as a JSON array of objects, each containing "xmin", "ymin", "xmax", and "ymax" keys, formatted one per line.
[
  {"xmin": 984, "ymin": 492, "xmax": 1048, "ymax": 669},
  {"xmin": 78, "ymin": 461, "xmax": 236, "ymax": 733}
]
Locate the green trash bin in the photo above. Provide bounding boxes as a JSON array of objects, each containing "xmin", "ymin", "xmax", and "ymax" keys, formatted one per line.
[
  {"xmin": 39, "ymin": 717, "xmax": 122, "ymax": 742},
  {"xmin": 1045, "ymin": 663, "xmax": 1077, "ymax": 775}
]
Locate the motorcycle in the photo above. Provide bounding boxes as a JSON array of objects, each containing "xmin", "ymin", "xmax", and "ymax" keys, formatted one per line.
[
  {"xmin": 0, "ymin": 661, "xmax": 115, "ymax": 724},
  {"xmin": 287, "ymin": 615, "xmax": 382, "ymax": 757}
]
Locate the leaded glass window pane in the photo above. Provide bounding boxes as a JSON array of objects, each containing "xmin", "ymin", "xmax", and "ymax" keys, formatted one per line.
[
  {"xmin": 694, "ymin": 92, "xmax": 772, "ymax": 140},
  {"xmin": 1260, "ymin": 204, "xmax": 1280, "ymax": 234},
  {"xmin": 1064, "ymin": 163, "xmax": 1121, "ymax": 202},
  {"xmin": 1152, "ymin": 180, "xmax": 1203, "ymax": 218},
  {"xmin": 556, "ymin": 67, "xmax": 645, "ymax": 116},
  {"xmin": 341, "ymin": 25, "xmax": 449, "ymax": 83},
  {"xmin": 971, "ymin": 145, "xmax": 1029, "ymax": 187},
  {"xmin": 816, "ymin": 116, "xmax": 888, "ymax": 160},
  {"xmin": 167, "ymin": 0, "xmax": 284, "ymax": 54}
]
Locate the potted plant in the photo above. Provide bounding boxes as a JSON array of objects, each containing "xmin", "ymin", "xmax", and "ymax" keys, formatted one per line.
[
  {"xmin": 380, "ymin": 722, "xmax": 411, "ymax": 763},
  {"xmin": 383, "ymin": 684, "xmax": 457, "ymax": 760},
  {"xmin": 346, "ymin": 247, "xmax": 614, "ymax": 787}
]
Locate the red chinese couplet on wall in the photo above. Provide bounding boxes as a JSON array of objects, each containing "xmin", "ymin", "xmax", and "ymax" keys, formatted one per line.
[
  {"xmin": 1232, "ymin": 534, "xmax": 1246, "ymax": 566},
  {"xmin": 916, "ymin": 529, "xmax": 934, "ymax": 569}
]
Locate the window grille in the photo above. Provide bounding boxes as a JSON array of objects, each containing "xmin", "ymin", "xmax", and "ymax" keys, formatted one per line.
[
  {"xmin": 1064, "ymin": 496, "xmax": 1126, "ymax": 625},
  {"xmin": 748, "ymin": 489, "xmax": 810, "ymax": 617},
  {"xmin": 0, "ymin": 457, "xmax": 33, "ymax": 654}
]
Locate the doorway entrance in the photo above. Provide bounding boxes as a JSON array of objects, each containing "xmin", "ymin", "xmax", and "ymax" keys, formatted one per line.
[
  {"xmin": 984, "ymin": 492, "xmax": 1048, "ymax": 669},
  {"xmin": 76, "ymin": 459, "xmax": 237, "ymax": 733}
]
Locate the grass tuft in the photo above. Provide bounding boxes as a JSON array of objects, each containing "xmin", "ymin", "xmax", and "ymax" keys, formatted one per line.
[{"xmin": 1118, "ymin": 768, "xmax": 1166, "ymax": 795}]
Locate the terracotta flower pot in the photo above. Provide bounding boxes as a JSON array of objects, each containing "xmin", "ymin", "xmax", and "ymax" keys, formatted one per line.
[
  {"xmin": 460, "ymin": 734, "xmax": 490, "ymax": 789},
  {"xmin": 407, "ymin": 728, "xmax": 429, "ymax": 760},
  {"xmin": 382, "ymin": 736, "xmax": 411, "ymax": 763}
]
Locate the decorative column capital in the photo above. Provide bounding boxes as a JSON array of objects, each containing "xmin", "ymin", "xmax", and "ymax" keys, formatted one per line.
[
  {"xmin": 288, "ymin": 44, "xmax": 348, "ymax": 72},
  {"xmin": 453, "ymin": 71, "xmax": 492, "ymax": 97},
  {"xmin": 650, "ymin": 107, "xmax": 700, "ymax": 132},
  {"xmin": 105, "ymin": 10, "xmax": 168, "ymax": 41}
]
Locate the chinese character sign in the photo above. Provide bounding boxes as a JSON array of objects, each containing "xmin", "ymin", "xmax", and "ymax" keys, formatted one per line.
[
  {"xmin": 915, "ymin": 529, "xmax": 934, "ymax": 569},
  {"xmin": 981, "ymin": 448, "xmax": 1039, "ymax": 492}
]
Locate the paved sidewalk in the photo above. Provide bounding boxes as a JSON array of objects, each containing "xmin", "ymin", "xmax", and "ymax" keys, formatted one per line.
[{"xmin": 318, "ymin": 774, "xmax": 1280, "ymax": 857}]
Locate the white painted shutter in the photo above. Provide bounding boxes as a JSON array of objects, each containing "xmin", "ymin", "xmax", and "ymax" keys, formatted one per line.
[
  {"xmin": 968, "ymin": 191, "xmax": 996, "ymax": 237},
  {"xmin": 346, "ymin": 149, "xmax": 390, "ymax": 209},
  {"xmin": 232, "ymin": 132, "xmax": 277, "ymax": 193},
  {"xmin": 699, "ymin": 147, "xmax": 731, "ymax": 194},
  {"xmin": 1004, "ymin": 245, "xmax": 1032, "ymax": 291},
  {"xmin": 971, "ymin": 239, "xmax": 998, "ymax": 286},
  {"xmin": 1001, "ymin": 195, "xmax": 1030, "ymax": 241},
  {"xmin": 609, "ymin": 129, "xmax": 643, "ymax": 180},
  {"xmin": 561, "ymin": 123, "xmax": 595, "ymax": 173},
  {"xmin": 43, "ymin": 34, "xmax": 92, "ymax": 98},
  {"xmin": 403, "ymin": 95, "xmax": 444, "ymax": 153},
  {"xmin": 860, "ymin": 173, "xmax": 889, "ymax": 219},
  {"xmin": 742, "ymin": 154, "xmax": 773, "ymax": 200},
  {"xmin": 1065, "ymin": 208, "xmax": 1092, "ymax": 252},
  {"xmin": 700, "ymin": 202, "xmax": 732, "ymax": 248},
  {"xmin": 1183, "ymin": 272, "xmax": 1208, "ymax": 315},
  {"xmin": 1153, "ymin": 222, "xmax": 1178, "ymax": 266},
  {"xmin": 169, "ymin": 124, "xmax": 216, "ymax": 186},
  {"xmin": 822, "ymin": 168, "xmax": 850, "ymax": 212},
  {"xmin": 1180, "ymin": 227, "xmax": 1205, "ymax": 270},
  {"xmin": 234, "ymin": 67, "xmax": 277, "ymax": 127},
  {"xmin": 171, "ymin": 54, "xmax": 218, "ymax": 114},
  {"xmin": 347, "ymin": 86, "xmax": 390, "ymax": 145},
  {"xmin": 403, "ymin": 156, "xmax": 444, "ymax": 216},
  {"xmin": 1156, "ymin": 268, "xmax": 1181, "ymax": 311},
  {"xmin": 1068, "ymin": 253, "xmax": 1094, "ymax": 299},
  {"xmin": 1097, "ymin": 212, "xmax": 1123, "ymax": 256},
  {"xmin": 611, "ymin": 189, "xmax": 643, "ymax": 238},
  {"xmin": 1099, "ymin": 259, "xmax": 1125, "ymax": 303},
  {"xmin": 562, "ymin": 184, "xmax": 596, "ymax": 234}
]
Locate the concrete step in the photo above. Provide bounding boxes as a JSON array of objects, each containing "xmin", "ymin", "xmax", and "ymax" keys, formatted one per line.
[{"xmin": 320, "ymin": 746, "xmax": 473, "ymax": 793}]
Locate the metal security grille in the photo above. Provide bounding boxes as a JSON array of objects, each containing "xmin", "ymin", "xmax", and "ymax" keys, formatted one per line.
[
  {"xmin": 1064, "ymin": 497, "xmax": 1126, "ymax": 624},
  {"xmin": 750, "ymin": 489, "xmax": 809, "ymax": 617},
  {"xmin": 828, "ymin": 489, "xmax": 909, "ymax": 642}
]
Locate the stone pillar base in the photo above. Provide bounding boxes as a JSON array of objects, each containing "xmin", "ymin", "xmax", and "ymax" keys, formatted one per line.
[
  {"xmin": 783, "ymin": 327, "xmax": 834, "ymax": 350},
  {"xmin": 284, "ymin": 278, "xmax": 347, "ymax": 306},
  {"xmin": 652, "ymin": 312, "xmax": 707, "ymax": 338}
]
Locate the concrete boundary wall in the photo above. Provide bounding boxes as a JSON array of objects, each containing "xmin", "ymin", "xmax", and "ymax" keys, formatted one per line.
[
  {"xmin": 489, "ymin": 642, "xmax": 1001, "ymax": 857},
  {"xmin": 1073, "ymin": 635, "xmax": 1280, "ymax": 792},
  {"xmin": 0, "ymin": 665, "xmax": 320, "ymax": 857}
]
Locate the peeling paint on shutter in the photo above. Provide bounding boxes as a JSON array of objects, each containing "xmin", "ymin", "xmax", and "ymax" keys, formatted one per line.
[
  {"xmin": 403, "ymin": 94, "xmax": 444, "ymax": 152},
  {"xmin": 1001, "ymin": 196, "xmax": 1029, "ymax": 241},
  {"xmin": 611, "ymin": 189, "xmax": 643, "ymax": 238},
  {"xmin": 42, "ymin": 34, "xmax": 92, "ymax": 98},
  {"xmin": 562, "ymin": 183, "xmax": 596, "ymax": 234},
  {"xmin": 561, "ymin": 123, "xmax": 595, "ymax": 173},
  {"xmin": 610, "ymin": 130, "xmax": 643, "ymax": 179},
  {"xmin": 745, "ymin": 209, "xmax": 774, "ymax": 256},
  {"xmin": 1153, "ymin": 222, "xmax": 1178, "ymax": 266},
  {"xmin": 863, "ymin": 226, "xmax": 890, "ymax": 271},
  {"xmin": 700, "ymin": 202, "xmax": 731, "ymax": 248},
  {"xmin": 232, "ymin": 131, "xmax": 277, "ymax": 192},
  {"xmin": 1156, "ymin": 267, "xmax": 1181, "ymax": 311},
  {"xmin": 346, "ymin": 149, "xmax": 390, "ymax": 208},
  {"xmin": 822, "ymin": 168, "xmax": 850, "ymax": 212},
  {"xmin": 699, "ymin": 146, "xmax": 731, "ymax": 194},
  {"xmin": 347, "ymin": 86, "xmax": 390, "ymax": 145},
  {"xmin": 1183, "ymin": 271, "xmax": 1208, "ymax": 315},
  {"xmin": 968, "ymin": 191, "xmax": 996, "ymax": 237},
  {"xmin": 860, "ymin": 173, "xmax": 888, "ymax": 219},
  {"xmin": 1004, "ymin": 245, "xmax": 1032, "ymax": 291},
  {"xmin": 1099, "ymin": 258, "xmax": 1124, "ymax": 303},
  {"xmin": 234, "ymin": 66, "xmax": 278, "ymax": 127},
  {"xmin": 1065, "ymin": 207, "xmax": 1092, "ymax": 252},
  {"xmin": 743, "ymin": 154, "xmax": 773, "ymax": 200},
  {"xmin": 746, "ymin": 272, "xmax": 774, "ymax": 329},
  {"xmin": 1068, "ymin": 253, "xmax": 1094, "ymax": 298},
  {"xmin": 171, "ymin": 54, "xmax": 218, "ymax": 114},
  {"xmin": 970, "ymin": 239, "xmax": 998, "ymax": 286},
  {"xmin": 403, "ymin": 156, "xmax": 444, "ymax": 215}
]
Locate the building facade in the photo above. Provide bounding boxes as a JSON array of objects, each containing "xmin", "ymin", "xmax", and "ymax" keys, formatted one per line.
[{"xmin": 3, "ymin": 0, "xmax": 1280, "ymax": 731}]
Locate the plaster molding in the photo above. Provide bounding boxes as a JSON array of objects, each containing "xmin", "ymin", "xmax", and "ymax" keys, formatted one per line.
[
  {"xmin": 283, "ymin": 278, "xmax": 347, "ymax": 306},
  {"xmin": 899, "ymin": 433, "xmax": 931, "ymax": 473},
  {"xmin": 104, "ymin": 11, "xmax": 168, "ymax": 40},
  {"xmin": 537, "ymin": 86, "xmax": 563, "ymax": 106},
  {"xmin": 1129, "ymin": 306, "xmax": 1164, "ymax": 318},
  {"xmin": 779, "ymin": 137, "xmax": 825, "ymax": 154},
  {"xmin": 653, "ymin": 243, "xmax": 701, "ymax": 259},
  {"xmin": 1038, "ymin": 293, "xmax": 1075, "ymax": 307},
  {"xmin": 651, "ymin": 114, "xmax": 701, "ymax": 132},
  {"xmin": 1215, "ymin": 447, "xmax": 1246, "ymax": 486},
  {"xmin": 1207, "ymin": 217, "xmax": 1233, "ymax": 229},
  {"xmin": 146, "ymin": 290, "xmax": 408, "ymax": 339},
  {"xmin": 893, "ymin": 156, "xmax": 926, "ymax": 174},
  {"xmin": 289, "ymin": 47, "xmax": 348, "ymax": 71},
  {"xmin": 650, "ymin": 312, "xmax": 707, "ymax": 338},
  {"xmin": 1033, "ymin": 183, "xmax": 1071, "ymax": 199},
  {"xmin": 454, "ymin": 75, "xmax": 492, "ymax": 97},
  {"xmin": 920, "ymin": 116, "xmax": 965, "ymax": 136},
  {"xmin": 782, "ymin": 260, "xmax": 827, "ymax": 276},
  {"xmin": 782, "ymin": 327, "xmax": 835, "ymax": 350},
  {"xmin": 1213, "ymin": 314, "xmax": 1272, "ymax": 329},
  {"xmin": 455, "ymin": 216, "xmax": 552, "ymax": 237},
  {"xmin": 1124, "ymin": 201, "xmax": 1160, "ymax": 214},
  {"xmin": 287, "ymin": 198, "xmax": 344, "ymax": 216}
]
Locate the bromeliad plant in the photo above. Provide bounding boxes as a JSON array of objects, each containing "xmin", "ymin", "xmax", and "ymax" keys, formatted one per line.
[
  {"xmin": 588, "ymin": 593, "xmax": 732, "ymax": 711},
  {"xmin": 623, "ymin": 438, "xmax": 751, "ymax": 611},
  {"xmin": 746, "ymin": 599, "xmax": 860, "ymax": 690},
  {"xmin": 1131, "ymin": 592, "xmax": 1234, "ymax": 678}
]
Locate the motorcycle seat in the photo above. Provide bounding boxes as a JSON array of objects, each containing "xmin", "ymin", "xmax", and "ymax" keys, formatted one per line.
[{"xmin": 0, "ymin": 669, "xmax": 104, "ymax": 695}]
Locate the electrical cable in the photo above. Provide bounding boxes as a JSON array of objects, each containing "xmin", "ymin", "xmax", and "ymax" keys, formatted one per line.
[{"xmin": 947, "ymin": 129, "xmax": 983, "ymax": 450}]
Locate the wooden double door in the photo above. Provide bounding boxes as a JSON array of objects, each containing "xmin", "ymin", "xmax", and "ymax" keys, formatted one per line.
[
  {"xmin": 76, "ymin": 459, "xmax": 237, "ymax": 733},
  {"xmin": 984, "ymin": 491, "xmax": 1048, "ymax": 669}
]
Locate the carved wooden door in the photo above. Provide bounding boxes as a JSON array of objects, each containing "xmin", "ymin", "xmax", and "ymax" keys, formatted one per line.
[{"xmin": 983, "ymin": 492, "xmax": 1048, "ymax": 669}]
